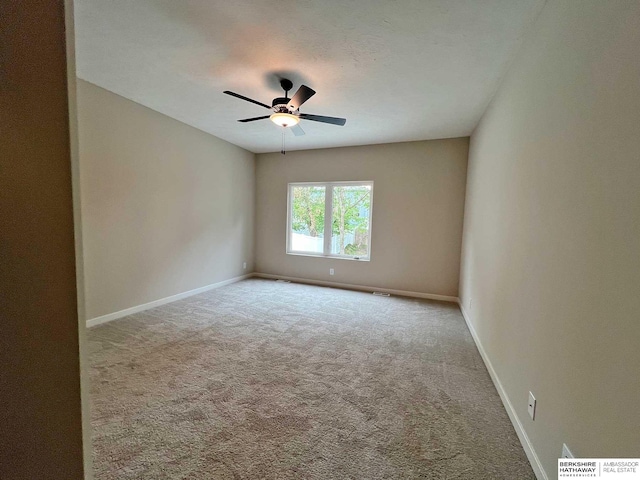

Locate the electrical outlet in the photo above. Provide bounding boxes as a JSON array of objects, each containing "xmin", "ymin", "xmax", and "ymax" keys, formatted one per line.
[
  {"xmin": 243, "ymin": 262, "xmax": 247, "ymax": 269},
  {"xmin": 469, "ymin": 297, "xmax": 473, "ymax": 309},
  {"xmin": 329, "ymin": 268, "xmax": 334, "ymax": 275},
  {"xmin": 561, "ymin": 444, "xmax": 574, "ymax": 458},
  {"xmin": 528, "ymin": 392, "xmax": 536, "ymax": 420}
]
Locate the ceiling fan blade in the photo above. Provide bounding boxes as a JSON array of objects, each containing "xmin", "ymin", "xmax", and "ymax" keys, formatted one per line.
[
  {"xmin": 291, "ymin": 123, "xmax": 305, "ymax": 136},
  {"xmin": 287, "ymin": 85, "xmax": 316, "ymax": 110},
  {"xmin": 224, "ymin": 91, "xmax": 271, "ymax": 109},
  {"xmin": 299, "ymin": 113, "xmax": 346, "ymax": 126},
  {"xmin": 238, "ymin": 115, "xmax": 271, "ymax": 123}
]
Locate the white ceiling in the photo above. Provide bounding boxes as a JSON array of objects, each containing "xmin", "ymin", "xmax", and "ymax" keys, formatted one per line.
[{"xmin": 74, "ymin": 0, "xmax": 545, "ymax": 154}]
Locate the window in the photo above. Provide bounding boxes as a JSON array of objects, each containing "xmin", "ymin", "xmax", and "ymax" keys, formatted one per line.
[{"xmin": 287, "ymin": 181, "xmax": 373, "ymax": 260}]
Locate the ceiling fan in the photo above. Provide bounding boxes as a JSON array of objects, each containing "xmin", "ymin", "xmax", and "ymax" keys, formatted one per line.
[{"xmin": 223, "ymin": 79, "xmax": 346, "ymax": 137}]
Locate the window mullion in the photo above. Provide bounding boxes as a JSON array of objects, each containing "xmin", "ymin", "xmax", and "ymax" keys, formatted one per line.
[{"xmin": 323, "ymin": 185, "xmax": 333, "ymax": 255}]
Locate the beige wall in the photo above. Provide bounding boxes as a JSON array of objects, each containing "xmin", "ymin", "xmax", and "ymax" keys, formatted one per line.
[
  {"xmin": 256, "ymin": 139, "xmax": 468, "ymax": 297},
  {"xmin": 77, "ymin": 80, "xmax": 255, "ymax": 319},
  {"xmin": 459, "ymin": 1, "xmax": 640, "ymax": 478},
  {"xmin": 0, "ymin": 2, "xmax": 85, "ymax": 478}
]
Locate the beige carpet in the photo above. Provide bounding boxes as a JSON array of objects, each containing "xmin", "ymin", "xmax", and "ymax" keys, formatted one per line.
[{"xmin": 89, "ymin": 278, "xmax": 534, "ymax": 479}]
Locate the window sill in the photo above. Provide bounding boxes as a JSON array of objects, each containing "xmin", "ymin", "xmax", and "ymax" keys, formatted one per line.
[{"xmin": 286, "ymin": 252, "xmax": 371, "ymax": 262}]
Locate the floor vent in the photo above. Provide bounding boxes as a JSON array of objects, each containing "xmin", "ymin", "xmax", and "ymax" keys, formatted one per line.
[
  {"xmin": 276, "ymin": 279, "xmax": 291, "ymax": 283},
  {"xmin": 372, "ymin": 291, "xmax": 391, "ymax": 297}
]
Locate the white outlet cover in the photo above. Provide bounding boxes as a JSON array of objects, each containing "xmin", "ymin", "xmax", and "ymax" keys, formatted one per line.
[
  {"xmin": 329, "ymin": 268, "xmax": 334, "ymax": 275},
  {"xmin": 243, "ymin": 262, "xmax": 247, "ymax": 269},
  {"xmin": 528, "ymin": 392, "xmax": 536, "ymax": 420}
]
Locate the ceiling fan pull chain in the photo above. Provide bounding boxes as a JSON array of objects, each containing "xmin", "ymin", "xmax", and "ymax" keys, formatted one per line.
[{"xmin": 281, "ymin": 129, "xmax": 286, "ymax": 155}]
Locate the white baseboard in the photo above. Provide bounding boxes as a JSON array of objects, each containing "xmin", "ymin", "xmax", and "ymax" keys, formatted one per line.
[
  {"xmin": 253, "ymin": 272, "xmax": 459, "ymax": 303},
  {"xmin": 87, "ymin": 272, "xmax": 457, "ymax": 328},
  {"xmin": 458, "ymin": 302, "xmax": 547, "ymax": 480},
  {"xmin": 86, "ymin": 274, "xmax": 252, "ymax": 328}
]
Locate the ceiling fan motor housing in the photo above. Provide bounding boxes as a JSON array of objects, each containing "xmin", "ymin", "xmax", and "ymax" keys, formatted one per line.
[{"xmin": 272, "ymin": 97, "xmax": 290, "ymax": 108}]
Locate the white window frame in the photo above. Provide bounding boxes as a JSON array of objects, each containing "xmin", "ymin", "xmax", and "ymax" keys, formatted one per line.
[{"xmin": 286, "ymin": 181, "xmax": 374, "ymax": 261}]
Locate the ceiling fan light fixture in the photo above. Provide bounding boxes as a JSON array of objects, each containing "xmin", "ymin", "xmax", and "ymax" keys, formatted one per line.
[{"xmin": 270, "ymin": 112, "xmax": 299, "ymax": 127}]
